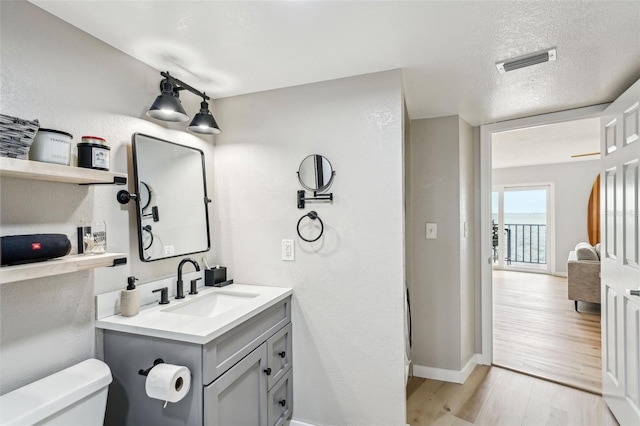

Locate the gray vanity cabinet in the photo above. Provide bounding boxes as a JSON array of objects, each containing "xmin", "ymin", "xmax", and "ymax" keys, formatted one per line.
[
  {"xmin": 266, "ymin": 323, "xmax": 292, "ymax": 389},
  {"xmin": 204, "ymin": 344, "xmax": 268, "ymax": 425},
  {"xmin": 204, "ymin": 313, "xmax": 293, "ymax": 426},
  {"xmin": 103, "ymin": 296, "xmax": 292, "ymax": 426},
  {"xmin": 268, "ymin": 369, "xmax": 293, "ymax": 426}
]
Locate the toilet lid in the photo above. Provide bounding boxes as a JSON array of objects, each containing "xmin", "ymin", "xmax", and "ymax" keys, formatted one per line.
[{"xmin": 0, "ymin": 359, "xmax": 112, "ymax": 425}]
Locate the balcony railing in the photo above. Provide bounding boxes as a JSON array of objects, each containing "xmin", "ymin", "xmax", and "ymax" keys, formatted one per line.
[
  {"xmin": 505, "ymin": 223, "xmax": 547, "ymax": 264},
  {"xmin": 493, "ymin": 223, "xmax": 547, "ymax": 265}
]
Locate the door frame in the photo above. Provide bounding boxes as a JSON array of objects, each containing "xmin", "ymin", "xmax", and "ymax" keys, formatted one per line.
[{"xmin": 480, "ymin": 103, "xmax": 610, "ymax": 365}]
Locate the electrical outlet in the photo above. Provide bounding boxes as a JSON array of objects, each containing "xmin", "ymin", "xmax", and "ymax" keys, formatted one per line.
[
  {"xmin": 164, "ymin": 245, "xmax": 175, "ymax": 255},
  {"xmin": 282, "ymin": 239, "xmax": 294, "ymax": 261}
]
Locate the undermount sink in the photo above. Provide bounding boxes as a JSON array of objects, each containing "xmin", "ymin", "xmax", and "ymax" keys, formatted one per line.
[{"xmin": 162, "ymin": 290, "xmax": 259, "ymax": 318}]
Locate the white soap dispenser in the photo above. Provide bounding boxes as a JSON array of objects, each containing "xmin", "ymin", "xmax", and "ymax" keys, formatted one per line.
[{"xmin": 120, "ymin": 276, "xmax": 140, "ymax": 317}]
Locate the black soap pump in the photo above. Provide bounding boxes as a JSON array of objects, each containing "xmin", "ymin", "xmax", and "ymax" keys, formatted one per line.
[{"xmin": 120, "ymin": 276, "xmax": 140, "ymax": 317}]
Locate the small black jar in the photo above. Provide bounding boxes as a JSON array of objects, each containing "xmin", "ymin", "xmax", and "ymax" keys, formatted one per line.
[{"xmin": 77, "ymin": 136, "xmax": 110, "ymax": 171}]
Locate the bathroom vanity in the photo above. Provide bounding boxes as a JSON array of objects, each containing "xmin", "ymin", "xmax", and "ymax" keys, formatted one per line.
[{"xmin": 97, "ymin": 284, "xmax": 293, "ymax": 426}]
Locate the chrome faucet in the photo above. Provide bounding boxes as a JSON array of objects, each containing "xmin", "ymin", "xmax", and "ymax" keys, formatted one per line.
[{"xmin": 176, "ymin": 258, "xmax": 200, "ymax": 299}]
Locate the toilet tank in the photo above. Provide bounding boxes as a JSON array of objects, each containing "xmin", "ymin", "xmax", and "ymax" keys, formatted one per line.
[{"xmin": 0, "ymin": 359, "xmax": 112, "ymax": 426}]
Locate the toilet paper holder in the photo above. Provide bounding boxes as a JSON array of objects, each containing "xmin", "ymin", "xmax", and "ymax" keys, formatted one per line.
[{"xmin": 138, "ymin": 358, "xmax": 164, "ymax": 376}]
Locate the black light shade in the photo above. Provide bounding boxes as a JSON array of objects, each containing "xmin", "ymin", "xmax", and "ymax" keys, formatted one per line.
[
  {"xmin": 187, "ymin": 100, "xmax": 221, "ymax": 135},
  {"xmin": 147, "ymin": 80, "xmax": 189, "ymax": 122}
]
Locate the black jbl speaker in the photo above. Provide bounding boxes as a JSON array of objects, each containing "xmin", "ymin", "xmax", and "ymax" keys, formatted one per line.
[{"xmin": 1, "ymin": 234, "xmax": 71, "ymax": 265}]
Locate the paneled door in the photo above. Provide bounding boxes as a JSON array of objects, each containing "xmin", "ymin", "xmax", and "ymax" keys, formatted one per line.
[{"xmin": 601, "ymin": 78, "xmax": 640, "ymax": 425}]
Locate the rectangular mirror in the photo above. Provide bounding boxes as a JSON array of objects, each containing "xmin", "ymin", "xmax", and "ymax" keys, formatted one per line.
[{"xmin": 132, "ymin": 133, "xmax": 211, "ymax": 261}]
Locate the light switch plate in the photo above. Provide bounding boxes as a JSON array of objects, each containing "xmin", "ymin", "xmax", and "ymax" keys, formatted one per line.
[
  {"xmin": 282, "ymin": 239, "xmax": 295, "ymax": 261},
  {"xmin": 426, "ymin": 223, "xmax": 437, "ymax": 239}
]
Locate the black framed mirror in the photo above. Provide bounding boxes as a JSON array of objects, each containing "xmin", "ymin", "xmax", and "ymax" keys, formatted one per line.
[
  {"xmin": 132, "ymin": 133, "xmax": 211, "ymax": 261},
  {"xmin": 297, "ymin": 154, "xmax": 335, "ymax": 192}
]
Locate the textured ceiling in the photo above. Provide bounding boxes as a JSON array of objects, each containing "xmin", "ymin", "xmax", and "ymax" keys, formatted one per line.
[
  {"xmin": 492, "ymin": 117, "xmax": 601, "ymax": 169},
  {"xmin": 31, "ymin": 1, "xmax": 640, "ymax": 125}
]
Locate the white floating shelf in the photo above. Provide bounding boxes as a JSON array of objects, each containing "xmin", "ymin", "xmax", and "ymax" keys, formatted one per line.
[
  {"xmin": 0, "ymin": 253, "xmax": 127, "ymax": 285},
  {"xmin": 0, "ymin": 157, "xmax": 127, "ymax": 185}
]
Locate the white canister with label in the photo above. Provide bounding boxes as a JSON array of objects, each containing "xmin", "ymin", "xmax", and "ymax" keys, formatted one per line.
[{"xmin": 29, "ymin": 128, "xmax": 73, "ymax": 165}]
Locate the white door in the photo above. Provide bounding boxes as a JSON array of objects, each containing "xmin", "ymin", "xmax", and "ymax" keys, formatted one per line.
[{"xmin": 601, "ymin": 78, "xmax": 640, "ymax": 424}]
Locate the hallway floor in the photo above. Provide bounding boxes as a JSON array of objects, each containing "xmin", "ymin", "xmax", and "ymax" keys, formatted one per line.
[
  {"xmin": 493, "ymin": 270, "xmax": 602, "ymax": 393},
  {"xmin": 406, "ymin": 365, "xmax": 617, "ymax": 425}
]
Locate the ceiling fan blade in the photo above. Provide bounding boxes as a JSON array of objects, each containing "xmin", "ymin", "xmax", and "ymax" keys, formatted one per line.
[{"xmin": 571, "ymin": 152, "xmax": 600, "ymax": 158}]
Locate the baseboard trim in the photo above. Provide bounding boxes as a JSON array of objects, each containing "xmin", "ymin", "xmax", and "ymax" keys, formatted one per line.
[
  {"xmin": 290, "ymin": 419, "xmax": 317, "ymax": 426},
  {"xmin": 413, "ymin": 354, "xmax": 482, "ymax": 384},
  {"xmin": 553, "ymin": 271, "xmax": 568, "ymax": 278}
]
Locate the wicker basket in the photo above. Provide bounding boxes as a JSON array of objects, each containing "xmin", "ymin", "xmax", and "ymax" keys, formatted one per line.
[{"xmin": 0, "ymin": 114, "xmax": 40, "ymax": 159}]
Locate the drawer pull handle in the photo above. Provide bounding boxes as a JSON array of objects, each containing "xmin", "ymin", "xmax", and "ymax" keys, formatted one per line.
[
  {"xmin": 279, "ymin": 399, "xmax": 286, "ymax": 407},
  {"xmin": 279, "ymin": 351, "xmax": 286, "ymax": 358},
  {"xmin": 264, "ymin": 368, "xmax": 272, "ymax": 375}
]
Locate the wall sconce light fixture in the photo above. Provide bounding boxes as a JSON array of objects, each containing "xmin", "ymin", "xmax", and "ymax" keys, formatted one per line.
[{"xmin": 147, "ymin": 71, "xmax": 221, "ymax": 135}]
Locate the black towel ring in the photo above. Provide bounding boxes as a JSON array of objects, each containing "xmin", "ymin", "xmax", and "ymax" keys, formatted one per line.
[{"xmin": 297, "ymin": 211, "xmax": 324, "ymax": 242}]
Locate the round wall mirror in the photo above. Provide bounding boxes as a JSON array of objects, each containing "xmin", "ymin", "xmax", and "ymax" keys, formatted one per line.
[{"xmin": 298, "ymin": 154, "xmax": 335, "ymax": 192}]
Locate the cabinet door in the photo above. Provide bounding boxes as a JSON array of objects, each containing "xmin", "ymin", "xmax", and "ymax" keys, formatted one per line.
[
  {"xmin": 204, "ymin": 344, "xmax": 268, "ymax": 426},
  {"xmin": 266, "ymin": 323, "xmax": 292, "ymax": 389},
  {"xmin": 267, "ymin": 369, "xmax": 293, "ymax": 426}
]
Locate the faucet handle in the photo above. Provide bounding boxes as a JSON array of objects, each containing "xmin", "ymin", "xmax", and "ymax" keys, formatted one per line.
[
  {"xmin": 189, "ymin": 277, "xmax": 202, "ymax": 295},
  {"xmin": 152, "ymin": 287, "xmax": 170, "ymax": 305}
]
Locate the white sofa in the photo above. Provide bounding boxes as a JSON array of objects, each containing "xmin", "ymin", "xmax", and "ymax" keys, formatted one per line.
[{"xmin": 567, "ymin": 242, "xmax": 601, "ymax": 312}]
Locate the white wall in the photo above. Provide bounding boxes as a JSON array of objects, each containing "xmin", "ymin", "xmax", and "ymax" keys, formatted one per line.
[
  {"xmin": 492, "ymin": 160, "xmax": 600, "ymax": 274},
  {"xmin": 0, "ymin": 1, "xmax": 214, "ymax": 394},
  {"xmin": 213, "ymin": 70, "xmax": 406, "ymax": 425},
  {"xmin": 404, "ymin": 104, "xmax": 413, "ymax": 372}
]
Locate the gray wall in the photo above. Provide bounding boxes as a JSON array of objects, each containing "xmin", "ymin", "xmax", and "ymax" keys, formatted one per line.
[
  {"xmin": 492, "ymin": 160, "xmax": 600, "ymax": 274},
  {"xmin": 0, "ymin": 1, "xmax": 215, "ymax": 394},
  {"xmin": 408, "ymin": 116, "xmax": 478, "ymax": 372},
  {"xmin": 473, "ymin": 127, "xmax": 483, "ymax": 354},
  {"xmin": 459, "ymin": 118, "xmax": 475, "ymax": 364},
  {"xmin": 212, "ymin": 70, "xmax": 407, "ymax": 425}
]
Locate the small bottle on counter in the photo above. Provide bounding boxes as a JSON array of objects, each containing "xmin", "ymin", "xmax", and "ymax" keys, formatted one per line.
[{"xmin": 120, "ymin": 276, "xmax": 140, "ymax": 317}]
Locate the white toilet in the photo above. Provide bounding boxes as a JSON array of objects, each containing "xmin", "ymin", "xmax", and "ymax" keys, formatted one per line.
[{"xmin": 0, "ymin": 358, "xmax": 112, "ymax": 426}]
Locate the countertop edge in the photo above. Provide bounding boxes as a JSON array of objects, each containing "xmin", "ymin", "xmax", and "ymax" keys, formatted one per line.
[{"xmin": 96, "ymin": 287, "xmax": 293, "ymax": 345}]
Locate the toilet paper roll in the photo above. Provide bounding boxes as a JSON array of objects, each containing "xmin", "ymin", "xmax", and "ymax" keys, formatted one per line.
[{"xmin": 145, "ymin": 363, "xmax": 191, "ymax": 405}]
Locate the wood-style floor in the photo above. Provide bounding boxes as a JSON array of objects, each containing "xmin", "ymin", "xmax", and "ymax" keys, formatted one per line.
[
  {"xmin": 406, "ymin": 365, "xmax": 618, "ymax": 425},
  {"xmin": 493, "ymin": 270, "xmax": 602, "ymax": 394}
]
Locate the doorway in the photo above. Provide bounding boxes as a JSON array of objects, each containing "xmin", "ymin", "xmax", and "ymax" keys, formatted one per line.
[{"xmin": 480, "ymin": 105, "xmax": 609, "ymax": 387}]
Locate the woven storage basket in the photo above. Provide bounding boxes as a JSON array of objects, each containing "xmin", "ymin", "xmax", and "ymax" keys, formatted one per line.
[{"xmin": 0, "ymin": 114, "xmax": 40, "ymax": 159}]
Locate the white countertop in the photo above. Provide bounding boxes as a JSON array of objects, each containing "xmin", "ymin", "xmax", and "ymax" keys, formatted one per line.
[{"xmin": 96, "ymin": 284, "xmax": 292, "ymax": 345}]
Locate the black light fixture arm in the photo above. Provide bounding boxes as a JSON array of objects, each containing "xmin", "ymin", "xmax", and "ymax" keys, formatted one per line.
[
  {"xmin": 160, "ymin": 71, "xmax": 209, "ymax": 101},
  {"xmin": 117, "ymin": 190, "xmax": 138, "ymax": 205},
  {"xmin": 297, "ymin": 190, "xmax": 333, "ymax": 209}
]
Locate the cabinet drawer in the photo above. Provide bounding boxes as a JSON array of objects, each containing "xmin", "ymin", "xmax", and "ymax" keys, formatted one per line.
[
  {"xmin": 203, "ymin": 297, "xmax": 291, "ymax": 384},
  {"xmin": 267, "ymin": 323, "xmax": 292, "ymax": 389},
  {"xmin": 267, "ymin": 368, "xmax": 293, "ymax": 426}
]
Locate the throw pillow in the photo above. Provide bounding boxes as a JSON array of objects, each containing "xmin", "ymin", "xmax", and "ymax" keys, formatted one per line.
[{"xmin": 575, "ymin": 242, "xmax": 599, "ymax": 261}]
